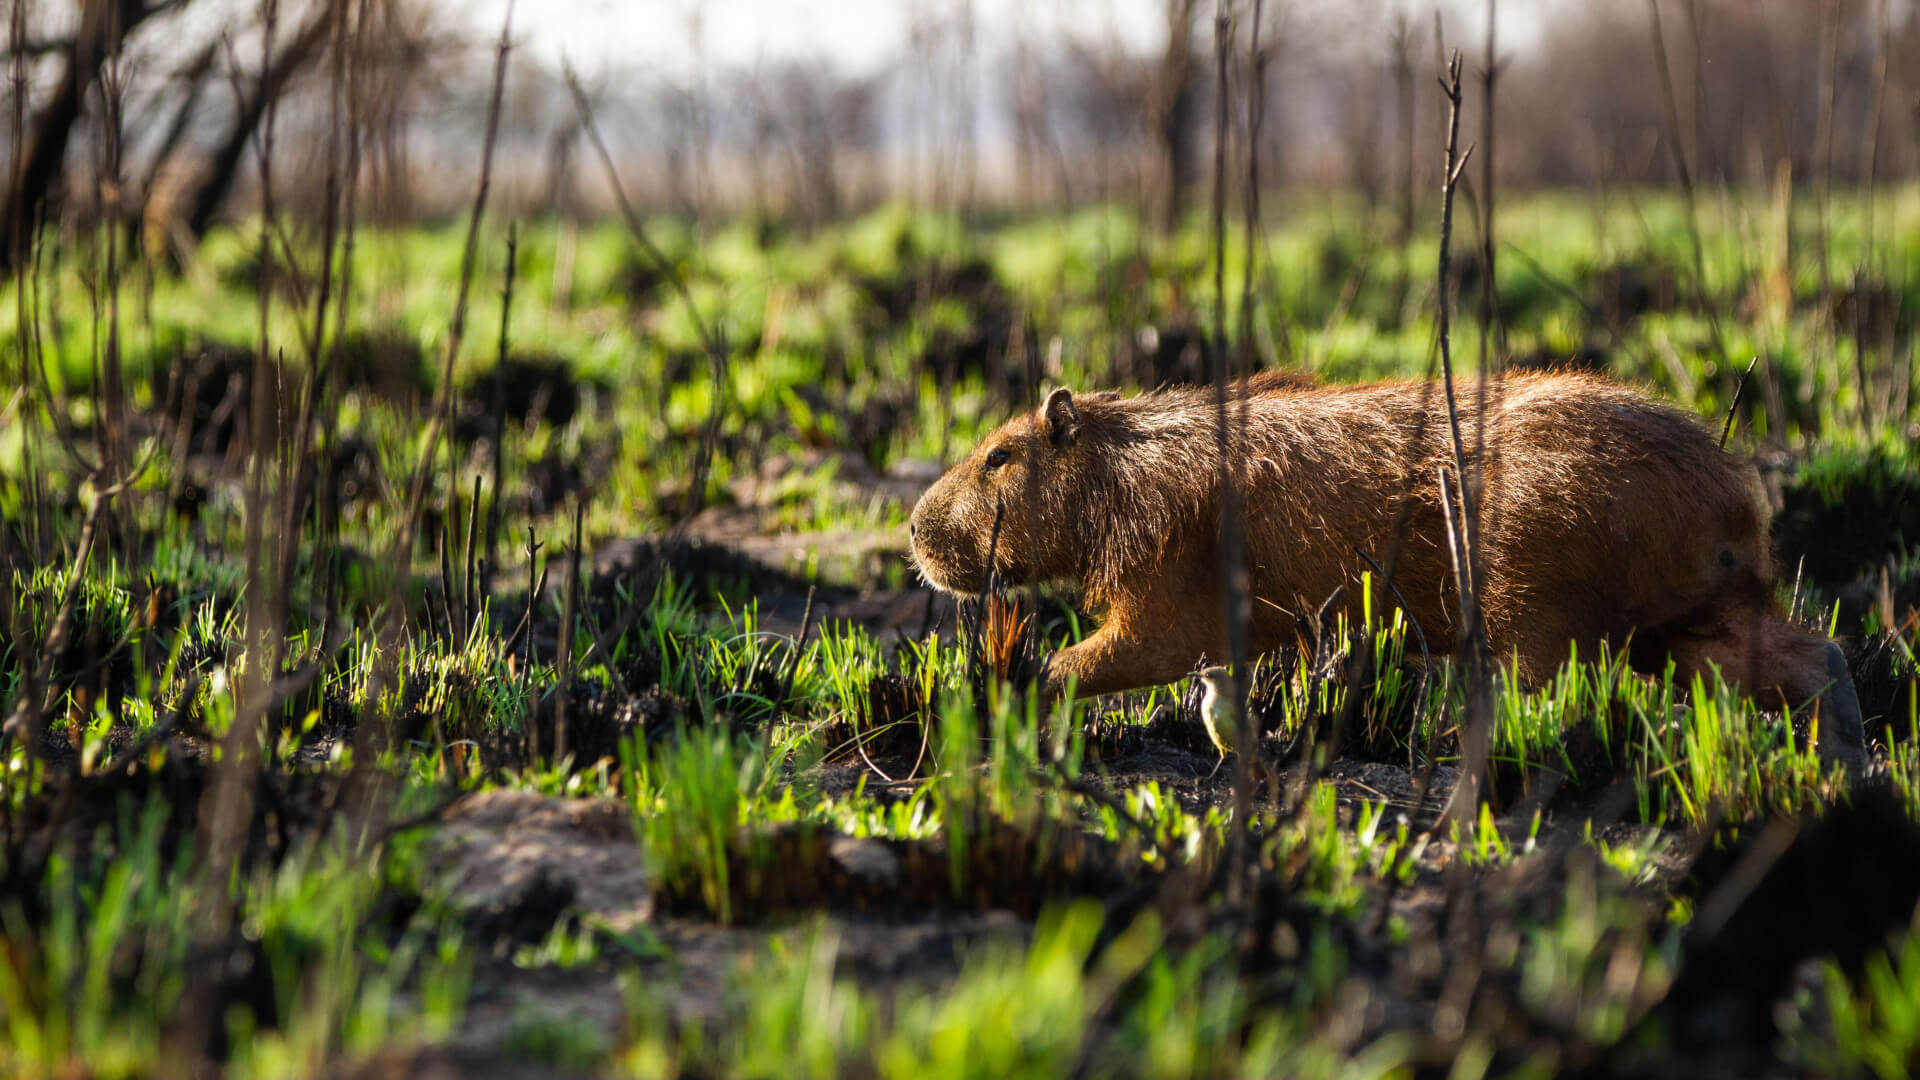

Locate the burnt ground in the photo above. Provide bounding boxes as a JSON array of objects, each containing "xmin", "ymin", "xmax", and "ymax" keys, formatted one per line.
[
  {"xmin": 374, "ymin": 447, "xmax": 1919, "ymax": 1077},
  {"xmin": 410, "ymin": 755, "xmax": 1920, "ymax": 1079},
  {"xmin": 12, "ymin": 367, "xmax": 1920, "ymax": 1077}
]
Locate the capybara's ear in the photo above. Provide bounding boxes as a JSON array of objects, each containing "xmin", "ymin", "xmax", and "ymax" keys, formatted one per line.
[{"xmin": 1040, "ymin": 387, "xmax": 1079, "ymax": 448}]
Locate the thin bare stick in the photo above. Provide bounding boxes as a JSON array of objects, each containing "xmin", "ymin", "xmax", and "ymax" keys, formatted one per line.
[
  {"xmin": 1477, "ymin": 0, "xmax": 1500, "ymax": 361},
  {"xmin": 394, "ymin": 1, "xmax": 513, "ymax": 560},
  {"xmin": 277, "ymin": 0, "xmax": 349, "ymax": 592},
  {"xmin": 438, "ymin": 508, "xmax": 458, "ymax": 642},
  {"xmin": 519, "ymin": 525, "xmax": 544, "ymax": 764},
  {"xmin": 1238, "ymin": 0, "xmax": 1265, "ymax": 370},
  {"xmin": 0, "ymin": 478, "xmax": 124, "ymax": 757},
  {"xmin": 553, "ymin": 499, "xmax": 584, "ymax": 764},
  {"xmin": 1434, "ymin": 52, "xmax": 1493, "ymax": 827},
  {"xmin": 563, "ymin": 63, "xmax": 729, "ymax": 533},
  {"xmin": 330, "ymin": 0, "xmax": 369, "ymax": 373},
  {"xmin": 1812, "ymin": 0, "xmax": 1840, "ymax": 304},
  {"xmin": 778, "ymin": 584, "xmax": 818, "ymax": 713},
  {"xmin": 485, "ymin": 223, "xmax": 518, "ymax": 597},
  {"xmin": 1646, "ymin": 0, "xmax": 1729, "ymax": 389},
  {"xmin": 200, "ymin": 0, "xmax": 283, "ymax": 970},
  {"xmin": 463, "ymin": 472, "xmax": 482, "ymax": 636},
  {"xmin": 1855, "ymin": 0, "xmax": 1890, "ymax": 428},
  {"xmin": 1208, "ymin": 0, "xmax": 1255, "ymax": 907},
  {"xmin": 1720, "ymin": 355, "xmax": 1759, "ymax": 449}
]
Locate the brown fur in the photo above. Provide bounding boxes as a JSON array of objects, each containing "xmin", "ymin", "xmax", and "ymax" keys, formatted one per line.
[{"xmin": 908, "ymin": 372, "xmax": 1849, "ymax": 732}]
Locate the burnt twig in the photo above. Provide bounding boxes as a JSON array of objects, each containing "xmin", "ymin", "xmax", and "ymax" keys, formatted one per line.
[
  {"xmin": 1719, "ymin": 355, "xmax": 1759, "ymax": 449},
  {"xmin": 1435, "ymin": 52, "xmax": 1494, "ymax": 828}
]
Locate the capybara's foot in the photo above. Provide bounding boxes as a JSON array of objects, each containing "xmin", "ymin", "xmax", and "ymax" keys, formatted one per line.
[{"xmin": 1820, "ymin": 641, "xmax": 1868, "ymax": 775}]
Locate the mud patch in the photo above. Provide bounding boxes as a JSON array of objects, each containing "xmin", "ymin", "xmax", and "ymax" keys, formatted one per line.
[
  {"xmin": 1616, "ymin": 787, "xmax": 1920, "ymax": 1072},
  {"xmin": 652, "ymin": 818, "xmax": 1144, "ymax": 924},
  {"xmin": 1773, "ymin": 449, "xmax": 1920, "ymax": 591},
  {"xmin": 426, "ymin": 790, "xmax": 652, "ymax": 935}
]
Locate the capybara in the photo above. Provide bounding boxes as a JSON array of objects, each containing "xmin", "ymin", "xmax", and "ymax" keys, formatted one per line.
[{"xmin": 907, "ymin": 372, "xmax": 1866, "ymax": 764}]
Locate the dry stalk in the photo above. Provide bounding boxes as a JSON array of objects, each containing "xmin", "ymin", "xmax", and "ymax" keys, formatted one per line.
[
  {"xmin": 519, "ymin": 526, "xmax": 544, "ymax": 763},
  {"xmin": 553, "ymin": 500, "xmax": 583, "ymax": 764},
  {"xmin": 1646, "ymin": 0, "xmax": 1731, "ymax": 404},
  {"xmin": 1206, "ymin": 0, "xmax": 1259, "ymax": 913},
  {"xmin": 351, "ymin": 0, "xmax": 510, "ymax": 771},
  {"xmin": 485, "ymin": 224, "xmax": 518, "ymax": 596},
  {"xmin": 1720, "ymin": 355, "xmax": 1759, "ymax": 449},
  {"xmin": 1813, "ymin": 0, "xmax": 1841, "ymax": 305},
  {"xmin": 1855, "ymin": 0, "xmax": 1891, "ymax": 428},
  {"xmin": 463, "ymin": 474, "xmax": 481, "ymax": 637},
  {"xmin": 1237, "ymin": 0, "xmax": 1265, "ymax": 370},
  {"xmin": 1477, "ymin": 0, "xmax": 1500, "ymax": 364},
  {"xmin": 200, "ymin": 0, "xmax": 282, "ymax": 959},
  {"xmin": 562, "ymin": 63, "xmax": 729, "ymax": 534},
  {"xmin": 0, "ymin": 476, "xmax": 129, "ymax": 757},
  {"xmin": 394, "ymin": 0, "xmax": 513, "ymax": 557},
  {"xmin": 1434, "ymin": 51, "xmax": 1494, "ymax": 828},
  {"xmin": 275, "ymin": 0, "xmax": 349, "ymax": 663}
]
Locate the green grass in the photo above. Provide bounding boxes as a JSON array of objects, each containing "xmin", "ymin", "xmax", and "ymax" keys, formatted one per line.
[{"xmin": 4, "ymin": 191, "xmax": 1920, "ymax": 1075}]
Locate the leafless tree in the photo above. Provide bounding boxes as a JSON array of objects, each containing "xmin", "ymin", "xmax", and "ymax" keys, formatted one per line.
[{"xmin": 2, "ymin": 0, "xmax": 190, "ymax": 277}]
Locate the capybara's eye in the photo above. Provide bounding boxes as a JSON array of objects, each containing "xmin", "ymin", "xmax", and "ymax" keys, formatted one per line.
[{"xmin": 984, "ymin": 448, "xmax": 1011, "ymax": 469}]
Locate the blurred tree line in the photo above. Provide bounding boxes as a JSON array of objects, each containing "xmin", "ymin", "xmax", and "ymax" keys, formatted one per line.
[{"xmin": 3, "ymin": 0, "xmax": 1917, "ymax": 269}]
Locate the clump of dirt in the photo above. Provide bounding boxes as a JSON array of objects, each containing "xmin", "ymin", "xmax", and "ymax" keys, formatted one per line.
[
  {"xmin": 1617, "ymin": 787, "xmax": 1920, "ymax": 1071},
  {"xmin": 519, "ymin": 678, "xmax": 695, "ymax": 769},
  {"xmin": 457, "ymin": 353, "xmax": 606, "ymax": 440},
  {"xmin": 463, "ymin": 869, "xmax": 580, "ymax": 956},
  {"xmin": 5, "ymin": 571, "xmax": 208, "ymax": 741},
  {"xmin": 652, "ymin": 817, "xmax": 1144, "ymax": 924},
  {"xmin": 2, "ymin": 750, "xmax": 339, "ymax": 928},
  {"xmin": 1771, "ymin": 449, "xmax": 1920, "ymax": 631},
  {"xmin": 1848, "ymin": 632, "xmax": 1920, "ymax": 746},
  {"xmin": 152, "ymin": 343, "xmax": 280, "ymax": 457},
  {"xmin": 812, "ymin": 652, "xmax": 941, "ymax": 767},
  {"xmin": 1448, "ymin": 248, "xmax": 1488, "ymax": 308},
  {"xmin": 523, "ymin": 454, "xmax": 588, "ymax": 517},
  {"xmin": 426, "ymin": 790, "xmax": 653, "ymax": 936},
  {"xmin": 616, "ymin": 251, "xmax": 667, "ymax": 310},
  {"xmin": 1820, "ymin": 275, "xmax": 1914, "ymax": 337},
  {"xmin": 858, "ymin": 256, "xmax": 1003, "ymax": 328},
  {"xmin": 325, "ymin": 434, "xmax": 385, "ymax": 509},
  {"xmin": 918, "ymin": 320, "xmax": 1012, "ymax": 392},
  {"xmin": 1111, "ymin": 322, "xmax": 1212, "ymax": 389},
  {"xmin": 330, "ymin": 331, "xmax": 431, "ymax": 404},
  {"xmin": 1483, "ymin": 710, "xmax": 1635, "ymax": 815},
  {"xmin": 1584, "ymin": 258, "xmax": 1679, "ymax": 324},
  {"xmin": 957, "ymin": 592, "xmax": 1048, "ymax": 711},
  {"xmin": 218, "ymin": 247, "xmax": 315, "ymax": 302},
  {"xmin": 660, "ymin": 349, "xmax": 704, "ymax": 391},
  {"xmin": 847, "ymin": 672, "xmax": 932, "ymax": 758},
  {"xmin": 593, "ymin": 537, "xmax": 856, "ymax": 625},
  {"xmin": 847, "ymin": 388, "xmax": 921, "ymax": 467},
  {"xmin": 856, "ymin": 254, "xmax": 1032, "ymax": 410},
  {"xmin": 791, "ymin": 384, "xmax": 918, "ymax": 469}
]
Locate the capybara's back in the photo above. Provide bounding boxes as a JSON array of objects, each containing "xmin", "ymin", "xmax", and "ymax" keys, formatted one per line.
[{"xmin": 906, "ymin": 371, "xmax": 1866, "ymax": 764}]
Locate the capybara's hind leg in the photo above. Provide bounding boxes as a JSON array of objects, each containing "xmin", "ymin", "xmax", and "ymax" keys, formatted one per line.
[{"xmin": 1667, "ymin": 608, "xmax": 1867, "ymax": 770}]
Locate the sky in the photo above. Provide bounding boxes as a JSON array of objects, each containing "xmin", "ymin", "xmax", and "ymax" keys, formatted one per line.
[
  {"xmin": 465, "ymin": 0, "xmax": 1162, "ymax": 77},
  {"xmin": 459, "ymin": 0, "xmax": 1547, "ymax": 81}
]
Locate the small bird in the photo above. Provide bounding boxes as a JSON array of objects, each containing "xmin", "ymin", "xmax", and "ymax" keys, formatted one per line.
[
  {"xmin": 1195, "ymin": 665, "xmax": 1243, "ymax": 760},
  {"xmin": 1196, "ymin": 665, "xmax": 1277, "ymax": 788}
]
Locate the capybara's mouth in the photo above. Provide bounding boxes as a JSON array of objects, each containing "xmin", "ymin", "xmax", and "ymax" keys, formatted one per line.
[{"xmin": 908, "ymin": 540, "xmax": 979, "ymax": 595}]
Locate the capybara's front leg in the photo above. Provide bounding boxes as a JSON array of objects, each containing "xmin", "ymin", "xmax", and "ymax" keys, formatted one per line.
[
  {"xmin": 1043, "ymin": 619, "xmax": 1221, "ymax": 700},
  {"xmin": 1668, "ymin": 609, "xmax": 1867, "ymax": 772}
]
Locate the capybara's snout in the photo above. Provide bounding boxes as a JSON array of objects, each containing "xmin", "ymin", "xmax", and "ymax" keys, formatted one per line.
[{"xmin": 907, "ymin": 484, "xmax": 987, "ymax": 595}]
